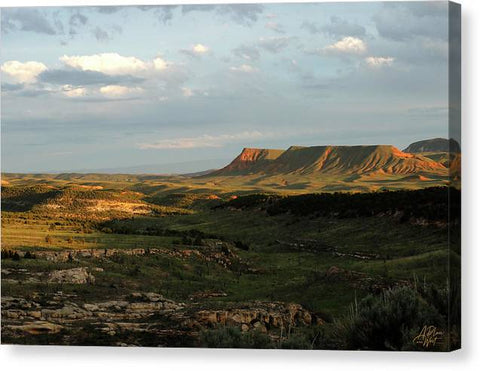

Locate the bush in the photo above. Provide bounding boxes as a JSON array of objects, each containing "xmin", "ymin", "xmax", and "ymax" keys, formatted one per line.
[
  {"xmin": 128, "ymin": 265, "xmax": 141, "ymax": 277},
  {"xmin": 280, "ymin": 332, "xmax": 312, "ymax": 349},
  {"xmin": 234, "ymin": 240, "xmax": 249, "ymax": 251},
  {"xmin": 1, "ymin": 249, "xmax": 19, "ymax": 260},
  {"xmin": 337, "ymin": 286, "xmax": 445, "ymax": 350},
  {"xmin": 199, "ymin": 326, "xmax": 273, "ymax": 349},
  {"xmin": 24, "ymin": 251, "xmax": 36, "ymax": 259}
]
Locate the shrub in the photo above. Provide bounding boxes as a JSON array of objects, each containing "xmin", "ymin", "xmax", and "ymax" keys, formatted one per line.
[
  {"xmin": 24, "ymin": 251, "xmax": 36, "ymax": 259},
  {"xmin": 337, "ymin": 286, "xmax": 445, "ymax": 351},
  {"xmin": 199, "ymin": 326, "xmax": 273, "ymax": 349},
  {"xmin": 1, "ymin": 249, "xmax": 18, "ymax": 260},
  {"xmin": 193, "ymin": 235, "xmax": 203, "ymax": 246},
  {"xmin": 280, "ymin": 332, "xmax": 312, "ymax": 349},
  {"xmin": 234, "ymin": 240, "xmax": 249, "ymax": 251},
  {"xmin": 128, "ymin": 265, "xmax": 141, "ymax": 277}
]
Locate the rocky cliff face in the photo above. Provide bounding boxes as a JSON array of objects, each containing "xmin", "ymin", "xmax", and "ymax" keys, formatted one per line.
[
  {"xmin": 212, "ymin": 145, "xmax": 447, "ymax": 176},
  {"xmin": 210, "ymin": 148, "xmax": 284, "ymax": 175}
]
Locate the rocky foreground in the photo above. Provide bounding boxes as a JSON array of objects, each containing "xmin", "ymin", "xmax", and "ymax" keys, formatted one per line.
[
  {"xmin": 2, "ymin": 284, "xmax": 319, "ymax": 346},
  {"xmin": 1, "ymin": 247, "xmax": 321, "ymax": 347}
]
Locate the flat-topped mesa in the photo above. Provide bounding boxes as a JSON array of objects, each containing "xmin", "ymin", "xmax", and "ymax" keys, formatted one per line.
[
  {"xmin": 403, "ymin": 138, "xmax": 461, "ymax": 153},
  {"xmin": 256, "ymin": 144, "xmax": 446, "ymax": 175},
  {"xmin": 212, "ymin": 144, "xmax": 448, "ymax": 177}
]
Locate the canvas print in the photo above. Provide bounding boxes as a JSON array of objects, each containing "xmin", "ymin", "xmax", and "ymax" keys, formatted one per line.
[{"xmin": 1, "ymin": 2, "xmax": 461, "ymax": 351}]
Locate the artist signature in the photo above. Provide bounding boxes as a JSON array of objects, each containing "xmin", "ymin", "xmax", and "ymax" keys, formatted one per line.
[{"xmin": 413, "ymin": 325, "xmax": 444, "ymax": 348}]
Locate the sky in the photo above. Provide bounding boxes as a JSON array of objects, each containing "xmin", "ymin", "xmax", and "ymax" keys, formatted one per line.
[{"xmin": 1, "ymin": 2, "xmax": 456, "ymax": 173}]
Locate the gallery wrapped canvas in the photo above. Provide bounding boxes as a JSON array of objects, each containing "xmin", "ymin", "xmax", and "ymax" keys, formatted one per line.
[{"xmin": 1, "ymin": 1, "xmax": 461, "ymax": 351}]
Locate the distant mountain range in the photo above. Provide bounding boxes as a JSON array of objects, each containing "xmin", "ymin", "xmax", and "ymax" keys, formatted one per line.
[
  {"xmin": 5, "ymin": 138, "xmax": 459, "ymax": 181},
  {"xmin": 403, "ymin": 138, "xmax": 461, "ymax": 153},
  {"xmin": 209, "ymin": 143, "xmax": 451, "ymax": 178},
  {"xmin": 2, "ymin": 138, "xmax": 460, "ymax": 193}
]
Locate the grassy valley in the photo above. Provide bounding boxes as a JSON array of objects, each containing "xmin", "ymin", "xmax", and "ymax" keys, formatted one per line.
[{"xmin": 1, "ymin": 143, "xmax": 461, "ymax": 350}]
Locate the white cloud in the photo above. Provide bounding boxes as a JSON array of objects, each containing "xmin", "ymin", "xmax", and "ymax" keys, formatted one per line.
[
  {"xmin": 100, "ymin": 85, "xmax": 143, "ymax": 96},
  {"xmin": 138, "ymin": 131, "xmax": 264, "ymax": 149},
  {"xmin": 193, "ymin": 44, "xmax": 209, "ymax": 54},
  {"xmin": 230, "ymin": 64, "xmax": 258, "ymax": 73},
  {"xmin": 181, "ymin": 44, "xmax": 210, "ymax": 57},
  {"xmin": 60, "ymin": 53, "xmax": 149, "ymax": 75},
  {"xmin": 153, "ymin": 56, "xmax": 169, "ymax": 70},
  {"xmin": 365, "ymin": 56, "xmax": 395, "ymax": 68},
  {"xmin": 60, "ymin": 53, "xmax": 174, "ymax": 76},
  {"xmin": 63, "ymin": 85, "xmax": 87, "ymax": 97},
  {"xmin": 1, "ymin": 60, "xmax": 47, "ymax": 83},
  {"xmin": 324, "ymin": 36, "xmax": 366, "ymax": 54}
]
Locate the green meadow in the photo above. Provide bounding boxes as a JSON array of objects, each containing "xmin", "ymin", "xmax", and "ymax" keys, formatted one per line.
[{"xmin": 1, "ymin": 173, "xmax": 460, "ymax": 349}]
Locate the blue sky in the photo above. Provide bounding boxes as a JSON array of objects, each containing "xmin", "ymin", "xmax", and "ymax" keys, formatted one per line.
[{"xmin": 1, "ymin": 2, "xmax": 454, "ymax": 172}]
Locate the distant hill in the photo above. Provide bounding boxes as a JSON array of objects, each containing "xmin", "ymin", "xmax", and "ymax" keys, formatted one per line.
[
  {"xmin": 208, "ymin": 148, "xmax": 285, "ymax": 176},
  {"xmin": 403, "ymin": 138, "xmax": 460, "ymax": 153},
  {"xmin": 183, "ymin": 169, "xmax": 217, "ymax": 177},
  {"xmin": 1, "ymin": 184, "xmax": 192, "ymax": 219},
  {"xmin": 210, "ymin": 145, "xmax": 447, "ymax": 177},
  {"xmin": 3, "ymin": 142, "xmax": 458, "ymax": 194},
  {"xmin": 41, "ymin": 158, "xmax": 229, "ymax": 175}
]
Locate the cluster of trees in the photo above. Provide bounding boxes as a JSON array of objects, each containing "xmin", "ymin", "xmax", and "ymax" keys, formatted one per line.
[
  {"xmin": 214, "ymin": 193, "xmax": 280, "ymax": 210},
  {"xmin": 216, "ymin": 187, "xmax": 460, "ymax": 224},
  {"xmin": 101, "ymin": 221, "xmax": 216, "ymax": 239}
]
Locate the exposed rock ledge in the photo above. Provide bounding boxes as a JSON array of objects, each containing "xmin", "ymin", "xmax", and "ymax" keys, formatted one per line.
[{"xmin": 2, "ymin": 292, "xmax": 322, "ymax": 341}]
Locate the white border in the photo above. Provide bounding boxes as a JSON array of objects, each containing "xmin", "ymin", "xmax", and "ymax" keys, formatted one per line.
[{"xmin": 1, "ymin": 0, "xmax": 479, "ymax": 370}]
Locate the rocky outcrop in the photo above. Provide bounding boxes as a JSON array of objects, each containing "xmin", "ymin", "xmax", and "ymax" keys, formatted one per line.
[
  {"xmin": 48, "ymin": 267, "xmax": 96, "ymax": 284},
  {"xmin": 2, "ymin": 290, "xmax": 321, "ymax": 345},
  {"xmin": 1, "ymin": 292, "xmax": 192, "ymax": 345},
  {"xmin": 2, "ymin": 292, "xmax": 184, "ymax": 325},
  {"xmin": 188, "ymin": 302, "xmax": 320, "ymax": 333},
  {"xmin": 2, "ymin": 267, "xmax": 98, "ymax": 285},
  {"xmin": 7, "ymin": 321, "xmax": 64, "ymax": 335},
  {"xmin": 11, "ymin": 246, "xmax": 251, "ymax": 272},
  {"xmin": 2, "ymin": 247, "xmax": 322, "ymax": 346}
]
